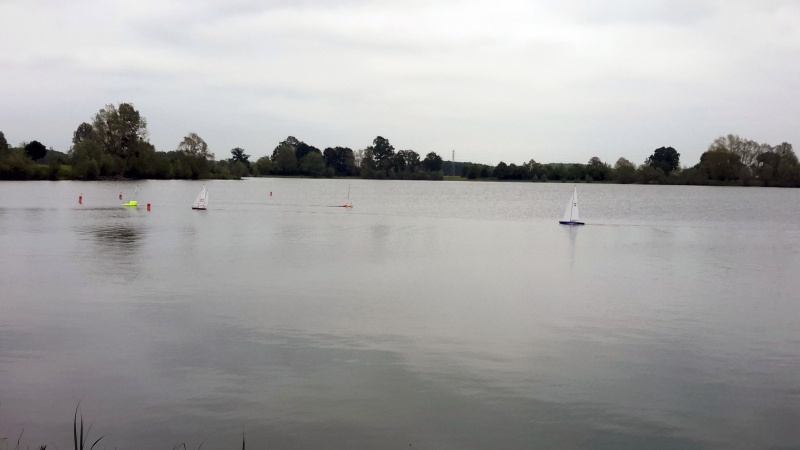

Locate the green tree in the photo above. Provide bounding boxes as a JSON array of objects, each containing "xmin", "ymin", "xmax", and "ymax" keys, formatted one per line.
[
  {"xmin": 586, "ymin": 156, "xmax": 610, "ymax": 181},
  {"xmin": 254, "ymin": 156, "xmax": 273, "ymax": 175},
  {"xmin": 273, "ymin": 142, "xmax": 298, "ymax": 174},
  {"xmin": 0, "ymin": 131, "xmax": 8, "ymax": 153},
  {"xmin": 272, "ymin": 136, "xmax": 300, "ymax": 160},
  {"xmin": 370, "ymin": 136, "xmax": 395, "ymax": 173},
  {"xmin": 299, "ymin": 151, "xmax": 326, "ymax": 177},
  {"xmin": 24, "ymin": 141, "xmax": 47, "ymax": 161},
  {"xmin": 229, "ymin": 147, "xmax": 250, "ymax": 167},
  {"xmin": 295, "ymin": 142, "xmax": 321, "ymax": 162},
  {"xmin": 91, "ymin": 103, "xmax": 149, "ymax": 159},
  {"xmin": 397, "ymin": 150, "xmax": 420, "ymax": 174},
  {"xmin": 756, "ymin": 143, "xmax": 799, "ymax": 187},
  {"xmin": 708, "ymin": 134, "xmax": 765, "ymax": 169},
  {"xmin": 637, "ymin": 165, "xmax": 667, "ymax": 184},
  {"xmin": 494, "ymin": 161, "xmax": 509, "ymax": 179},
  {"xmin": 613, "ymin": 157, "xmax": 636, "ymax": 184},
  {"xmin": 323, "ymin": 147, "xmax": 357, "ymax": 176},
  {"xmin": 698, "ymin": 148, "xmax": 743, "ymax": 181},
  {"xmin": 646, "ymin": 146, "xmax": 680, "ymax": 176},
  {"xmin": 421, "ymin": 152, "xmax": 443, "ymax": 172},
  {"xmin": 177, "ymin": 132, "xmax": 214, "ymax": 160},
  {"xmin": 359, "ymin": 148, "xmax": 376, "ymax": 178},
  {"xmin": 72, "ymin": 122, "xmax": 93, "ymax": 146}
]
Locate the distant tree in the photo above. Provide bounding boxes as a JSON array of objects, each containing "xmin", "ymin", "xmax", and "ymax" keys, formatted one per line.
[
  {"xmin": 637, "ymin": 165, "xmax": 667, "ymax": 184},
  {"xmin": 494, "ymin": 161, "xmax": 509, "ymax": 179},
  {"xmin": 421, "ymin": 152, "xmax": 443, "ymax": 172},
  {"xmin": 323, "ymin": 147, "xmax": 357, "ymax": 176},
  {"xmin": 295, "ymin": 142, "xmax": 321, "ymax": 162},
  {"xmin": 359, "ymin": 148, "xmax": 376, "ymax": 178},
  {"xmin": 72, "ymin": 122, "xmax": 94, "ymax": 146},
  {"xmin": 177, "ymin": 132, "xmax": 214, "ymax": 160},
  {"xmin": 273, "ymin": 142, "xmax": 298, "ymax": 174},
  {"xmin": 756, "ymin": 143, "xmax": 799, "ymax": 186},
  {"xmin": 254, "ymin": 156, "xmax": 273, "ymax": 176},
  {"xmin": 91, "ymin": 103, "xmax": 149, "ymax": 159},
  {"xmin": 614, "ymin": 157, "xmax": 633, "ymax": 169},
  {"xmin": 395, "ymin": 150, "xmax": 420, "ymax": 174},
  {"xmin": 698, "ymin": 148, "xmax": 743, "ymax": 181},
  {"xmin": 272, "ymin": 136, "xmax": 300, "ymax": 160},
  {"xmin": 229, "ymin": 147, "xmax": 250, "ymax": 167},
  {"xmin": 613, "ymin": 157, "xmax": 636, "ymax": 183},
  {"xmin": 370, "ymin": 136, "xmax": 395, "ymax": 172},
  {"xmin": 354, "ymin": 149, "xmax": 366, "ymax": 168},
  {"xmin": 0, "ymin": 131, "xmax": 8, "ymax": 154},
  {"xmin": 24, "ymin": 140, "xmax": 48, "ymax": 161},
  {"xmin": 586, "ymin": 156, "xmax": 610, "ymax": 181},
  {"xmin": 299, "ymin": 151, "xmax": 326, "ymax": 177},
  {"xmin": 228, "ymin": 160, "xmax": 250, "ymax": 178},
  {"xmin": 522, "ymin": 159, "xmax": 541, "ymax": 179},
  {"xmin": 645, "ymin": 146, "xmax": 680, "ymax": 176},
  {"xmin": 708, "ymin": 134, "xmax": 764, "ymax": 169},
  {"xmin": 773, "ymin": 142, "xmax": 797, "ymax": 163}
]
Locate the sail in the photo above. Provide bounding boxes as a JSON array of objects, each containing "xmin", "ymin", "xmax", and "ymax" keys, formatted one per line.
[
  {"xmin": 571, "ymin": 188, "xmax": 580, "ymax": 221},
  {"xmin": 193, "ymin": 185, "xmax": 208, "ymax": 209},
  {"xmin": 561, "ymin": 187, "xmax": 579, "ymax": 222}
]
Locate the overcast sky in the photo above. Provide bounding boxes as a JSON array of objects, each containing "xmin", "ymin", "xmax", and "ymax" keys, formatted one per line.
[{"xmin": 1, "ymin": 0, "xmax": 799, "ymax": 166}]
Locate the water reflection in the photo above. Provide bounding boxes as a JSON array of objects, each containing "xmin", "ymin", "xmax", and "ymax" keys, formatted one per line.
[
  {"xmin": 76, "ymin": 209, "xmax": 146, "ymax": 284},
  {"xmin": 564, "ymin": 225, "xmax": 579, "ymax": 269}
]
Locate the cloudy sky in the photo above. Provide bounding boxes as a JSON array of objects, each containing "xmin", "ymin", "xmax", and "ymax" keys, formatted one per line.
[{"xmin": 1, "ymin": 0, "xmax": 799, "ymax": 166}]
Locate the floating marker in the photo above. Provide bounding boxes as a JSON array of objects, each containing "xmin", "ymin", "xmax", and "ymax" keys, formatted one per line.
[
  {"xmin": 79, "ymin": 194, "xmax": 83, "ymax": 204},
  {"xmin": 270, "ymin": 191, "xmax": 272, "ymax": 197},
  {"xmin": 119, "ymin": 193, "xmax": 122, "ymax": 200},
  {"xmin": 147, "ymin": 203, "xmax": 151, "ymax": 211}
]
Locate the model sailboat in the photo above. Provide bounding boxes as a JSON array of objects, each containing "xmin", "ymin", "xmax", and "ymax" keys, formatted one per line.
[
  {"xmin": 192, "ymin": 185, "xmax": 209, "ymax": 210},
  {"xmin": 122, "ymin": 186, "xmax": 138, "ymax": 207},
  {"xmin": 339, "ymin": 184, "xmax": 353, "ymax": 208},
  {"xmin": 559, "ymin": 186, "xmax": 584, "ymax": 225}
]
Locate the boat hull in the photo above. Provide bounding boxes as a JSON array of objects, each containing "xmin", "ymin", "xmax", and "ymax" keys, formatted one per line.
[
  {"xmin": 559, "ymin": 220, "xmax": 584, "ymax": 225},
  {"xmin": 191, "ymin": 206, "xmax": 206, "ymax": 210}
]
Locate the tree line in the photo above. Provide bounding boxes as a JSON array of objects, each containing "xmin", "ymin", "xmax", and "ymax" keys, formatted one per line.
[
  {"xmin": 453, "ymin": 138, "xmax": 800, "ymax": 187},
  {"xmin": 0, "ymin": 102, "xmax": 445, "ymax": 181},
  {"xmin": 1, "ymin": 102, "xmax": 799, "ymax": 186}
]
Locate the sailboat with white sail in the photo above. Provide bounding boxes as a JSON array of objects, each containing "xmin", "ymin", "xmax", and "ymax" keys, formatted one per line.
[
  {"xmin": 559, "ymin": 186, "xmax": 584, "ymax": 225},
  {"xmin": 192, "ymin": 185, "xmax": 209, "ymax": 210}
]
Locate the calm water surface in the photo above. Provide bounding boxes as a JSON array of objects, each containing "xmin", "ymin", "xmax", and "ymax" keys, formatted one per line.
[{"xmin": 1, "ymin": 179, "xmax": 799, "ymax": 449}]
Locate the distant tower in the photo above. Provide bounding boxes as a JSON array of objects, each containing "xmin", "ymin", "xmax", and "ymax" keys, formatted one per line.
[{"xmin": 451, "ymin": 150, "xmax": 455, "ymax": 177}]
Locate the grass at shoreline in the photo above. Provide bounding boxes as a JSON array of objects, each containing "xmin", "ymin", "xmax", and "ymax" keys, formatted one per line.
[{"xmin": 0, "ymin": 403, "xmax": 246, "ymax": 450}]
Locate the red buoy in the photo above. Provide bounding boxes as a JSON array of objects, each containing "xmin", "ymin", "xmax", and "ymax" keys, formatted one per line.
[
  {"xmin": 119, "ymin": 193, "xmax": 122, "ymax": 200},
  {"xmin": 270, "ymin": 191, "xmax": 272, "ymax": 197},
  {"xmin": 79, "ymin": 195, "xmax": 82, "ymax": 204},
  {"xmin": 147, "ymin": 203, "xmax": 151, "ymax": 211}
]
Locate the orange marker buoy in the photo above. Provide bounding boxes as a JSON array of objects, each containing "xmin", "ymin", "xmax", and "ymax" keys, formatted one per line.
[
  {"xmin": 79, "ymin": 195, "xmax": 82, "ymax": 204},
  {"xmin": 147, "ymin": 203, "xmax": 151, "ymax": 211},
  {"xmin": 270, "ymin": 191, "xmax": 272, "ymax": 197},
  {"xmin": 119, "ymin": 193, "xmax": 122, "ymax": 200}
]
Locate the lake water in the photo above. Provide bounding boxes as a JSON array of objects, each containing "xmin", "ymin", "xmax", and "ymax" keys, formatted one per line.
[{"xmin": 1, "ymin": 179, "xmax": 799, "ymax": 449}]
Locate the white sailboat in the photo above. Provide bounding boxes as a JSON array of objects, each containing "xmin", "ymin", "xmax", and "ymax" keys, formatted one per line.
[
  {"xmin": 559, "ymin": 186, "xmax": 584, "ymax": 225},
  {"xmin": 192, "ymin": 185, "xmax": 209, "ymax": 210}
]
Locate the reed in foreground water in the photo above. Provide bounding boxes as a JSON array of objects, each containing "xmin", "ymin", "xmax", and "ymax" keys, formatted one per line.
[{"xmin": 1, "ymin": 402, "xmax": 245, "ymax": 450}]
